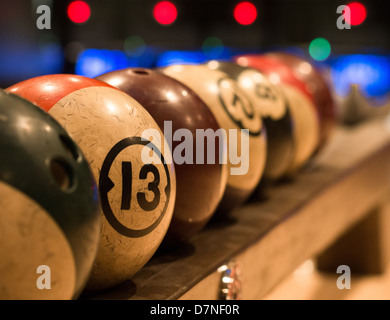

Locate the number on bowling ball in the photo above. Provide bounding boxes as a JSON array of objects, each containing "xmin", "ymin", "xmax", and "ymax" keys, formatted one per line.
[
  {"xmin": 255, "ymin": 83, "xmax": 277, "ymax": 101},
  {"xmin": 121, "ymin": 162, "xmax": 160, "ymax": 212},
  {"xmin": 217, "ymin": 77, "xmax": 261, "ymax": 136},
  {"xmin": 100, "ymin": 137, "xmax": 171, "ymax": 238}
]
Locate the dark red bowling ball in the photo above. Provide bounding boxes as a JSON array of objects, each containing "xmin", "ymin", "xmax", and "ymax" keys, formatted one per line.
[{"xmin": 97, "ymin": 68, "xmax": 227, "ymax": 243}]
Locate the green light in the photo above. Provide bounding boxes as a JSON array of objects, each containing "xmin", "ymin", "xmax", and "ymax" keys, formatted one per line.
[
  {"xmin": 309, "ymin": 38, "xmax": 331, "ymax": 61},
  {"xmin": 124, "ymin": 36, "xmax": 146, "ymax": 57},
  {"xmin": 202, "ymin": 36, "xmax": 224, "ymax": 59}
]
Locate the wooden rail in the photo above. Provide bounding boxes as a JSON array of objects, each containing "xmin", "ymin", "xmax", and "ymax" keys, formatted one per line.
[{"xmin": 86, "ymin": 117, "xmax": 390, "ymax": 300}]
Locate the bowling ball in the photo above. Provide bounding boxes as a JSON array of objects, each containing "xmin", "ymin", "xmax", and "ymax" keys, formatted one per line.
[
  {"xmin": 205, "ymin": 60, "xmax": 294, "ymax": 180},
  {"xmin": 160, "ymin": 64, "xmax": 266, "ymax": 214},
  {"xmin": 235, "ymin": 52, "xmax": 335, "ymax": 153},
  {"xmin": 266, "ymin": 52, "xmax": 335, "ymax": 150},
  {"xmin": 234, "ymin": 54, "xmax": 322, "ymax": 174},
  {"xmin": 97, "ymin": 68, "xmax": 228, "ymax": 243},
  {"xmin": 0, "ymin": 90, "xmax": 101, "ymax": 299},
  {"xmin": 7, "ymin": 75, "xmax": 176, "ymax": 291}
]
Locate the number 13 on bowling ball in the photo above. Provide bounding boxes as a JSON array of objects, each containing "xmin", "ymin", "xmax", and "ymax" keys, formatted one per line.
[{"xmin": 99, "ymin": 136, "xmax": 173, "ymax": 238}]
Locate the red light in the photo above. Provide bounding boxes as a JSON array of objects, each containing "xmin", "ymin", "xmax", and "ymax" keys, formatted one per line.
[
  {"xmin": 344, "ymin": 2, "xmax": 367, "ymax": 26},
  {"xmin": 234, "ymin": 2, "xmax": 257, "ymax": 25},
  {"xmin": 67, "ymin": 1, "xmax": 91, "ymax": 24},
  {"xmin": 153, "ymin": 1, "xmax": 177, "ymax": 25}
]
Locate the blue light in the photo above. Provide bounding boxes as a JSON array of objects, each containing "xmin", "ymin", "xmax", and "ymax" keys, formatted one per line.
[
  {"xmin": 156, "ymin": 50, "xmax": 208, "ymax": 67},
  {"xmin": 331, "ymin": 55, "xmax": 390, "ymax": 98},
  {"xmin": 204, "ymin": 46, "xmax": 232, "ymax": 61},
  {"xmin": 75, "ymin": 49, "xmax": 128, "ymax": 78},
  {"xmin": 40, "ymin": 41, "xmax": 64, "ymax": 73},
  {"xmin": 0, "ymin": 37, "xmax": 64, "ymax": 83},
  {"xmin": 202, "ymin": 37, "xmax": 234, "ymax": 60},
  {"xmin": 127, "ymin": 46, "xmax": 157, "ymax": 68}
]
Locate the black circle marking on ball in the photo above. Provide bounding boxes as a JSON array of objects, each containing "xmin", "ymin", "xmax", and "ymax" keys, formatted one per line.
[
  {"xmin": 217, "ymin": 77, "xmax": 261, "ymax": 136},
  {"xmin": 99, "ymin": 137, "xmax": 171, "ymax": 238}
]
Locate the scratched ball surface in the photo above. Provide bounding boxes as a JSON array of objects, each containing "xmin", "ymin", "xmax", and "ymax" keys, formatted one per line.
[
  {"xmin": 7, "ymin": 75, "xmax": 176, "ymax": 291},
  {"xmin": 160, "ymin": 64, "xmax": 266, "ymax": 214},
  {"xmin": 235, "ymin": 54, "xmax": 322, "ymax": 174},
  {"xmin": 205, "ymin": 61, "xmax": 294, "ymax": 180},
  {"xmin": 0, "ymin": 90, "xmax": 101, "ymax": 299},
  {"xmin": 97, "ymin": 68, "xmax": 227, "ymax": 243}
]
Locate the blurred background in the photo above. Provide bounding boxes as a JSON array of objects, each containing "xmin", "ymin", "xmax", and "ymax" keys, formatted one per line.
[
  {"xmin": 0, "ymin": 0, "xmax": 389, "ymax": 117},
  {"xmin": 1, "ymin": 0, "xmax": 390, "ymax": 300}
]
